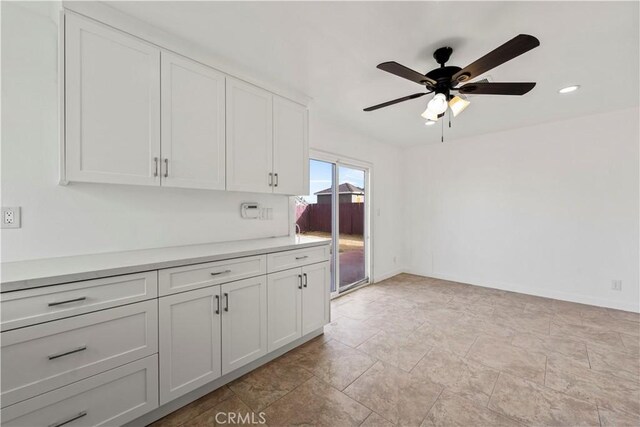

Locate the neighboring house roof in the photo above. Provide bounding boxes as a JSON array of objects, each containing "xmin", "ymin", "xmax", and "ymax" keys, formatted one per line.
[{"xmin": 315, "ymin": 183, "xmax": 364, "ymax": 195}]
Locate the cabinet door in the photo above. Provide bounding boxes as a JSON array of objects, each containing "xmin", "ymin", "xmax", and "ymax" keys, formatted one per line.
[
  {"xmin": 221, "ymin": 277, "xmax": 267, "ymax": 375},
  {"xmin": 161, "ymin": 52, "xmax": 226, "ymax": 190},
  {"xmin": 65, "ymin": 14, "xmax": 160, "ymax": 186},
  {"xmin": 226, "ymin": 78, "xmax": 273, "ymax": 193},
  {"xmin": 273, "ymin": 96, "xmax": 309, "ymax": 195},
  {"xmin": 267, "ymin": 269, "xmax": 302, "ymax": 352},
  {"xmin": 302, "ymin": 262, "xmax": 331, "ymax": 335},
  {"xmin": 159, "ymin": 286, "xmax": 222, "ymax": 405}
]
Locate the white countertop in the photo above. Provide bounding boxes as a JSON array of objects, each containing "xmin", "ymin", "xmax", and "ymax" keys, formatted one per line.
[{"xmin": 1, "ymin": 235, "xmax": 331, "ymax": 292}]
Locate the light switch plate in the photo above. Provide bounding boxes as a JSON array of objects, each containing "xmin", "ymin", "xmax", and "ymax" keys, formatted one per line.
[{"xmin": 1, "ymin": 207, "xmax": 21, "ymax": 229}]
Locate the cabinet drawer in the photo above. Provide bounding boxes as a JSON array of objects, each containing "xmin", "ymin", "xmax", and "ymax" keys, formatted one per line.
[
  {"xmin": 267, "ymin": 245, "xmax": 330, "ymax": 273},
  {"xmin": 159, "ymin": 255, "xmax": 266, "ymax": 296},
  {"xmin": 1, "ymin": 300, "xmax": 158, "ymax": 408},
  {"xmin": 1, "ymin": 271, "xmax": 158, "ymax": 331},
  {"xmin": 1, "ymin": 355, "xmax": 158, "ymax": 427}
]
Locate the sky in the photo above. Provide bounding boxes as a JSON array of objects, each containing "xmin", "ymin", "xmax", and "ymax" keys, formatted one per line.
[{"xmin": 303, "ymin": 159, "xmax": 365, "ymax": 203}]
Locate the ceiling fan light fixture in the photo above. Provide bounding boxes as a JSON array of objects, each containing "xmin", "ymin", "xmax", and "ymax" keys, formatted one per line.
[
  {"xmin": 559, "ymin": 85, "xmax": 580, "ymax": 94},
  {"xmin": 449, "ymin": 95, "xmax": 470, "ymax": 117},
  {"xmin": 426, "ymin": 93, "xmax": 448, "ymax": 115},
  {"xmin": 421, "ymin": 106, "xmax": 439, "ymax": 121},
  {"xmin": 425, "ymin": 120, "xmax": 436, "ymax": 126}
]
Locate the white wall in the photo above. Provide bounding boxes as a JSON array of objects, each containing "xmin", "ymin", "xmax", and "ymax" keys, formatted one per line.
[
  {"xmin": 1, "ymin": 2, "xmax": 289, "ymax": 262},
  {"xmin": 403, "ymin": 107, "xmax": 640, "ymax": 312},
  {"xmin": 310, "ymin": 112, "xmax": 405, "ymax": 282}
]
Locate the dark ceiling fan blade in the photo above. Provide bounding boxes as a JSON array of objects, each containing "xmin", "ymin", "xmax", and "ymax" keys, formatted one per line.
[
  {"xmin": 377, "ymin": 62, "xmax": 437, "ymax": 86},
  {"xmin": 458, "ymin": 82, "xmax": 536, "ymax": 95},
  {"xmin": 452, "ymin": 34, "xmax": 540, "ymax": 83},
  {"xmin": 363, "ymin": 92, "xmax": 430, "ymax": 111}
]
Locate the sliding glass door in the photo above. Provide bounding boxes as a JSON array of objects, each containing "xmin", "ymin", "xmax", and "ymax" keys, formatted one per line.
[{"xmin": 295, "ymin": 158, "xmax": 369, "ymax": 295}]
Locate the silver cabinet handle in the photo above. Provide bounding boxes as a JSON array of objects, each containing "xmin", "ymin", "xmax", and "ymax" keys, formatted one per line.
[
  {"xmin": 295, "ymin": 256, "xmax": 308, "ymax": 260},
  {"xmin": 48, "ymin": 297, "xmax": 86, "ymax": 307},
  {"xmin": 215, "ymin": 294, "xmax": 220, "ymax": 315},
  {"xmin": 274, "ymin": 173, "xmax": 279, "ymax": 187},
  {"xmin": 164, "ymin": 158, "xmax": 169, "ymax": 177},
  {"xmin": 298, "ymin": 274, "xmax": 303, "ymax": 289},
  {"xmin": 268, "ymin": 172, "xmax": 273, "ymax": 186},
  {"xmin": 303, "ymin": 273, "xmax": 308, "ymax": 288},
  {"xmin": 48, "ymin": 345, "xmax": 87, "ymax": 360},
  {"xmin": 154, "ymin": 157, "xmax": 159, "ymax": 177},
  {"xmin": 210, "ymin": 270, "xmax": 231, "ymax": 276},
  {"xmin": 224, "ymin": 293, "xmax": 229, "ymax": 312},
  {"xmin": 48, "ymin": 411, "xmax": 87, "ymax": 427}
]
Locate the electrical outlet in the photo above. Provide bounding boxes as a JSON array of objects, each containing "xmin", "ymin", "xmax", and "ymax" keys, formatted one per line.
[
  {"xmin": 1, "ymin": 207, "xmax": 21, "ymax": 229},
  {"xmin": 611, "ymin": 280, "xmax": 622, "ymax": 291}
]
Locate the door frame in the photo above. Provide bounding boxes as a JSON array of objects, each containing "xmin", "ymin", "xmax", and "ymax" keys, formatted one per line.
[{"xmin": 295, "ymin": 149, "xmax": 372, "ymax": 297}]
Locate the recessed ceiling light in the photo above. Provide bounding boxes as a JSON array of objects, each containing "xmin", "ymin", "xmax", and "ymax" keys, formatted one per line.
[
  {"xmin": 559, "ymin": 85, "xmax": 580, "ymax": 94},
  {"xmin": 425, "ymin": 120, "xmax": 436, "ymax": 126}
]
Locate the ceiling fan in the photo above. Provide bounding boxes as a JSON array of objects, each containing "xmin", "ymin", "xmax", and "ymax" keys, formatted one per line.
[{"xmin": 363, "ymin": 34, "xmax": 540, "ymax": 122}]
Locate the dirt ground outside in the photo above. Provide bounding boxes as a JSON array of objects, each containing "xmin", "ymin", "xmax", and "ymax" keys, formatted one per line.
[{"xmin": 303, "ymin": 231, "xmax": 363, "ymax": 253}]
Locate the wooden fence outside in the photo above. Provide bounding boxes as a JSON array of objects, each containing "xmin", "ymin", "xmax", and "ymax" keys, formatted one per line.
[{"xmin": 296, "ymin": 203, "xmax": 364, "ymax": 235}]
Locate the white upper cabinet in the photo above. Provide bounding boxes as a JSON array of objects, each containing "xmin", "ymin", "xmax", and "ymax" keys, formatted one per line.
[
  {"xmin": 64, "ymin": 14, "xmax": 309, "ymax": 193},
  {"xmin": 65, "ymin": 14, "xmax": 161, "ymax": 186},
  {"xmin": 161, "ymin": 53, "xmax": 226, "ymax": 190},
  {"xmin": 226, "ymin": 78, "xmax": 274, "ymax": 193},
  {"xmin": 273, "ymin": 96, "xmax": 309, "ymax": 195}
]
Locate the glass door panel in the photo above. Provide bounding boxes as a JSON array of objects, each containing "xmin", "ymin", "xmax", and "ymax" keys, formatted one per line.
[
  {"xmin": 296, "ymin": 158, "xmax": 369, "ymax": 295},
  {"xmin": 295, "ymin": 159, "xmax": 337, "ymax": 293},
  {"xmin": 338, "ymin": 166, "xmax": 367, "ymax": 290}
]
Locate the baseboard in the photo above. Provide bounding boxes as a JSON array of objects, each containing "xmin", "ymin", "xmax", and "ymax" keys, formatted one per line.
[
  {"xmin": 373, "ymin": 268, "xmax": 404, "ymax": 283},
  {"xmin": 404, "ymin": 269, "xmax": 639, "ymax": 314},
  {"xmin": 124, "ymin": 328, "xmax": 325, "ymax": 427}
]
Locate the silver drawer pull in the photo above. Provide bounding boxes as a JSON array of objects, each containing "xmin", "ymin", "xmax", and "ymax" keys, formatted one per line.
[
  {"xmin": 48, "ymin": 345, "xmax": 87, "ymax": 360},
  {"xmin": 48, "ymin": 297, "xmax": 86, "ymax": 307},
  {"xmin": 295, "ymin": 256, "xmax": 309, "ymax": 260},
  {"xmin": 48, "ymin": 411, "xmax": 87, "ymax": 427},
  {"xmin": 210, "ymin": 269, "xmax": 232, "ymax": 276}
]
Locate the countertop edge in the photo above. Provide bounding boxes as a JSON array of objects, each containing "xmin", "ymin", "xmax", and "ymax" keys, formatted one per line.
[{"xmin": 1, "ymin": 239, "xmax": 330, "ymax": 293}]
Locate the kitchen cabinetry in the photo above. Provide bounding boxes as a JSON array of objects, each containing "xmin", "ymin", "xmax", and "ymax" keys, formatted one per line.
[
  {"xmin": 158, "ymin": 286, "xmax": 222, "ymax": 405},
  {"xmin": 161, "ymin": 52, "xmax": 226, "ymax": 190},
  {"xmin": 220, "ymin": 277, "xmax": 268, "ymax": 375},
  {"xmin": 64, "ymin": 13, "xmax": 308, "ymax": 194},
  {"xmin": 301, "ymin": 261, "xmax": 331, "ymax": 334},
  {"xmin": 267, "ymin": 269, "xmax": 303, "ymax": 352},
  {"xmin": 65, "ymin": 14, "xmax": 160, "ymax": 186},
  {"xmin": 273, "ymin": 96, "xmax": 309, "ymax": 195},
  {"xmin": 267, "ymin": 261, "xmax": 330, "ymax": 352},
  {"xmin": 225, "ymin": 78, "xmax": 274, "ymax": 193}
]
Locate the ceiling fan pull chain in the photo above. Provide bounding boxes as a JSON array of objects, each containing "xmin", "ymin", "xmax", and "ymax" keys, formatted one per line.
[{"xmin": 441, "ymin": 118, "xmax": 444, "ymax": 143}]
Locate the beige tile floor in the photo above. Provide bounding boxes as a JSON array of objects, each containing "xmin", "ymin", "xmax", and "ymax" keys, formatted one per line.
[{"xmin": 150, "ymin": 274, "xmax": 640, "ymax": 427}]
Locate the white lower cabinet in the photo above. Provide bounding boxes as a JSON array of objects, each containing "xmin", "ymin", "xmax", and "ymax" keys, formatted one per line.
[
  {"xmin": 221, "ymin": 277, "xmax": 267, "ymax": 375},
  {"xmin": 1, "ymin": 355, "xmax": 158, "ymax": 427},
  {"xmin": 302, "ymin": 262, "xmax": 331, "ymax": 335},
  {"xmin": 267, "ymin": 269, "xmax": 303, "ymax": 352},
  {"xmin": 159, "ymin": 286, "xmax": 222, "ymax": 405},
  {"xmin": 267, "ymin": 262, "xmax": 331, "ymax": 352},
  {"xmin": 1, "ymin": 300, "xmax": 158, "ymax": 408}
]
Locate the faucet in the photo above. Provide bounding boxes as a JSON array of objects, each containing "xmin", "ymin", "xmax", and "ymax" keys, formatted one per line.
[{"xmin": 295, "ymin": 224, "xmax": 301, "ymax": 241}]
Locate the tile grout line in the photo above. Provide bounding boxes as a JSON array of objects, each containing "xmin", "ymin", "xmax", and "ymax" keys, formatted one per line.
[
  {"xmin": 417, "ymin": 385, "xmax": 446, "ymax": 426},
  {"xmin": 486, "ymin": 371, "xmax": 501, "ymax": 408},
  {"xmin": 596, "ymin": 405, "xmax": 603, "ymax": 427}
]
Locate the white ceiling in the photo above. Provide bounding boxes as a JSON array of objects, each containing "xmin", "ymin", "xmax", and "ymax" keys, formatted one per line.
[{"xmin": 107, "ymin": 1, "xmax": 639, "ymax": 146}]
